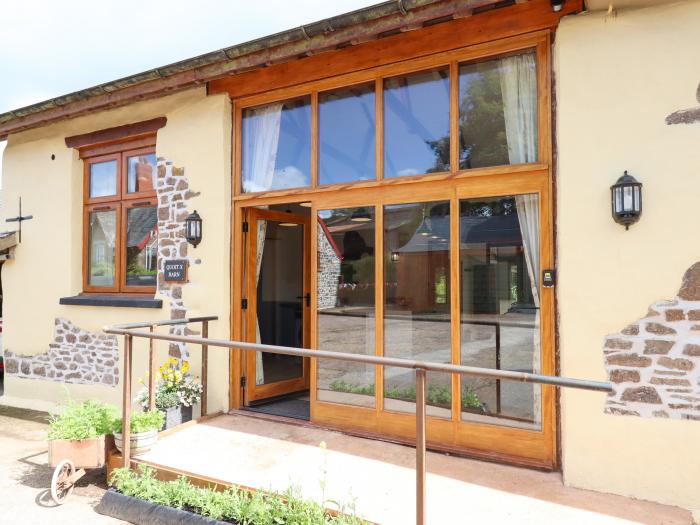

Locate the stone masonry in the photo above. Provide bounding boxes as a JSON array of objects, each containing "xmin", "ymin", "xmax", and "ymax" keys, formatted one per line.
[
  {"xmin": 317, "ymin": 226, "xmax": 341, "ymax": 310},
  {"xmin": 3, "ymin": 318, "xmax": 119, "ymax": 386},
  {"xmin": 604, "ymin": 262, "xmax": 700, "ymax": 420},
  {"xmin": 155, "ymin": 159, "xmax": 200, "ymax": 359}
]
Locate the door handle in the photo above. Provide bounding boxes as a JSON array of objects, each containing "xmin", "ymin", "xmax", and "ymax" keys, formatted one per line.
[{"xmin": 296, "ymin": 293, "xmax": 311, "ymax": 307}]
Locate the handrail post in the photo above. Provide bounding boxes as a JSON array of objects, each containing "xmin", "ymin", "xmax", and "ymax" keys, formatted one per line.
[
  {"xmin": 201, "ymin": 320, "xmax": 209, "ymax": 417},
  {"xmin": 148, "ymin": 326, "xmax": 156, "ymax": 412},
  {"xmin": 122, "ymin": 334, "xmax": 133, "ymax": 468},
  {"xmin": 416, "ymin": 367, "xmax": 426, "ymax": 525}
]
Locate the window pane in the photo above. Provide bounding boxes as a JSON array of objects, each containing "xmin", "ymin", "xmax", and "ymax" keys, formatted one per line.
[
  {"xmin": 319, "ymin": 84, "xmax": 375, "ymax": 185},
  {"xmin": 384, "ymin": 68, "xmax": 450, "ymax": 178},
  {"xmin": 317, "ymin": 207, "xmax": 376, "ymax": 408},
  {"xmin": 125, "ymin": 206, "xmax": 158, "ymax": 287},
  {"xmin": 459, "ymin": 51, "xmax": 537, "ymax": 169},
  {"xmin": 242, "ymin": 97, "xmax": 311, "ymax": 193},
  {"xmin": 89, "ymin": 160, "xmax": 117, "ymax": 198},
  {"xmin": 88, "ymin": 209, "xmax": 116, "ymax": 286},
  {"xmin": 383, "ymin": 201, "xmax": 451, "ymax": 418},
  {"xmin": 459, "ymin": 195, "xmax": 541, "ymax": 430},
  {"xmin": 127, "ymin": 153, "xmax": 157, "ymax": 193}
]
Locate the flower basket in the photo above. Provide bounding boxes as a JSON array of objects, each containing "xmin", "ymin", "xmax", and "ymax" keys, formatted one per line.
[
  {"xmin": 162, "ymin": 404, "xmax": 193, "ymax": 430},
  {"xmin": 113, "ymin": 429, "xmax": 158, "ymax": 456}
]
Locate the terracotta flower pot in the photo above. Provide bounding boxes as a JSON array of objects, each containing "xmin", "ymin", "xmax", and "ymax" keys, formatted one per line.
[{"xmin": 113, "ymin": 429, "xmax": 158, "ymax": 456}]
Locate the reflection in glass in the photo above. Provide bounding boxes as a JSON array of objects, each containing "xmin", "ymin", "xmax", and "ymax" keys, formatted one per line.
[
  {"xmin": 89, "ymin": 160, "xmax": 118, "ymax": 198},
  {"xmin": 242, "ymin": 97, "xmax": 312, "ymax": 193},
  {"xmin": 127, "ymin": 153, "xmax": 157, "ymax": 193},
  {"xmin": 384, "ymin": 68, "xmax": 450, "ymax": 179},
  {"xmin": 459, "ymin": 194, "xmax": 541, "ymax": 430},
  {"xmin": 88, "ymin": 210, "xmax": 116, "ymax": 286},
  {"xmin": 317, "ymin": 208, "xmax": 375, "ymax": 408},
  {"xmin": 383, "ymin": 201, "xmax": 451, "ymax": 418},
  {"xmin": 255, "ymin": 220, "xmax": 304, "ymax": 385},
  {"xmin": 459, "ymin": 51, "xmax": 537, "ymax": 169},
  {"xmin": 125, "ymin": 206, "xmax": 158, "ymax": 287},
  {"xmin": 319, "ymin": 84, "xmax": 375, "ymax": 185}
]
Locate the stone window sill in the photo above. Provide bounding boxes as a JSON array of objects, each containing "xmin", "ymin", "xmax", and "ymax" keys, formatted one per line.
[{"xmin": 59, "ymin": 295, "xmax": 162, "ymax": 309}]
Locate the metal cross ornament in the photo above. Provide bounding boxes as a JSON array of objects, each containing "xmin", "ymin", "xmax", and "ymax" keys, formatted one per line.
[{"xmin": 6, "ymin": 197, "xmax": 34, "ymax": 243}]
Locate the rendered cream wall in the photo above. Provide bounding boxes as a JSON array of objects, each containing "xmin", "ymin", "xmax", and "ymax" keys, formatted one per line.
[
  {"xmin": 556, "ymin": 0, "xmax": 700, "ymax": 510},
  {"xmin": 1, "ymin": 88, "xmax": 232, "ymax": 414}
]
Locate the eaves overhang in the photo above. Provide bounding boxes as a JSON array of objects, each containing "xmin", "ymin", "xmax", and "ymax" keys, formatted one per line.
[{"xmin": 0, "ymin": 0, "xmax": 508, "ymax": 140}]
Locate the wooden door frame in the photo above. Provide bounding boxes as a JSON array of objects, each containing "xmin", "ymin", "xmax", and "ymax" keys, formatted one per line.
[
  {"xmin": 243, "ymin": 207, "xmax": 311, "ymax": 404},
  {"xmin": 228, "ymin": 29, "xmax": 557, "ymax": 468}
]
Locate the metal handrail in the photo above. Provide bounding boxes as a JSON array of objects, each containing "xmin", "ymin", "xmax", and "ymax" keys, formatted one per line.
[{"xmin": 105, "ymin": 317, "xmax": 612, "ymax": 525}]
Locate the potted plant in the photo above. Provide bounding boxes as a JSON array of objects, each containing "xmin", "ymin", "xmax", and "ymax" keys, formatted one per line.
[
  {"xmin": 136, "ymin": 357, "xmax": 203, "ymax": 430},
  {"xmin": 47, "ymin": 400, "xmax": 117, "ymax": 467},
  {"xmin": 112, "ymin": 410, "xmax": 165, "ymax": 456}
]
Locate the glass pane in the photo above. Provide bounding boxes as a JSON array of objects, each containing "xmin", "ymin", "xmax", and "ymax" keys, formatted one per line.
[
  {"xmin": 127, "ymin": 153, "xmax": 157, "ymax": 193},
  {"xmin": 459, "ymin": 51, "xmax": 537, "ymax": 169},
  {"xmin": 459, "ymin": 195, "xmax": 541, "ymax": 430},
  {"xmin": 255, "ymin": 220, "xmax": 304, "ymax": 385},
  {"xmin": 317, "ymin": 207, "xmax": 376, "ymax": 408},
  {"xmin": 319, "ymin": 84, "xmax": 376, "ymax": 185},
  {"xmin": 125, "ymin": 206, "xmax": 158, "ymax": 287},
  {"xmin": 383, "ymin": 201, "xmax": 451, "ymax": 418},
  {"xmin": 89, "ymin": 160, "xmax": 117, "ymax": 198},
  {"xmin": 88, "ymin": 209, "xmax": 116, "ymax": 286},
  {"xmin": 384, "ymin": 68, "xmax": 450, "ymax": 179},
  {"xmin": 242, "ymin": 97, "xmax": 311, "ymax": 193}
]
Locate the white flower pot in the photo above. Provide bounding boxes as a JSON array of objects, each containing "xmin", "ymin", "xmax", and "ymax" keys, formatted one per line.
[{"xmin": 113, "ymin": 429, "xmax": 158, "ymax": 456}]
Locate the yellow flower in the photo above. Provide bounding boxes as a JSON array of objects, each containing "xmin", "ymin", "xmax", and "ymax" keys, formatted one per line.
[
  {"xmin": 319, "ymin": 441, "xmax": 327, "ymax": 450},
  {"xmin": 182, "ymin": 361, "xmax": 190, "ymax": 374}
]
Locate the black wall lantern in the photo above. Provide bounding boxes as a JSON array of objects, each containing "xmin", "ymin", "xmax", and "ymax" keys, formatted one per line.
[
  {"xmin": 185, "ymin": 210, "xmax": 203, "ymax": 247},
  {"xmin": 610, "ymin": 171, "xmax": 642, "ymax": 230}
]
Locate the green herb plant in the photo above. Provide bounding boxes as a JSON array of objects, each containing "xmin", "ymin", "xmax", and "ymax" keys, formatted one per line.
[
  {"xmin": 110, "ymin": 465, "xmax": 368, "ymax": 524},
  {"xmin": 112, "ymin": 410, "xmax": 165, "ymax": 434},
  {"xmin": 47, "ymin": 400, "xmax": 118, "ymax": 440}
]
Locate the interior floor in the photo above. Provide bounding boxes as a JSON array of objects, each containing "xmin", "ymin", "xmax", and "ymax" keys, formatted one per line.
[{"xmin": 241, "ymin": 391, "xmax": 310, "ymax": 421}]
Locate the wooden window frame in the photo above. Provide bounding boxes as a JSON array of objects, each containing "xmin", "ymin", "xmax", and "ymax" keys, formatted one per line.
[
  {"xmin": 231, "ymin": 31, "xmax": 557, "ymax": 468},
  {"xmin": 82, "ymin": 140, "xmax": 158, "ymax": 294}
]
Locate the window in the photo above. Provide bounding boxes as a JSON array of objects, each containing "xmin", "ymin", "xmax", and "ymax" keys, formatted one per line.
[
  {"xmin": 83, "ymin": 146, "xmax": 158, "ymax": 293},
  {"xmin": 242, "ymin": 96, "xmax": 311, "ymax": 193},
  {"xmin": 238, "ymin": 47, "xmax": 540, "ymax": 195}
]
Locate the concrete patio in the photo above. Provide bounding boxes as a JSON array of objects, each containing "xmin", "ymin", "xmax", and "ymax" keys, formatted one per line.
[{"xmin": 137, "ymin": 413, "xmax": 692, "ymax": 525}]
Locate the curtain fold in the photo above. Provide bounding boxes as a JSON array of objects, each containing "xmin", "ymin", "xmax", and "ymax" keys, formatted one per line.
[
  {"xmin": 255, "ymin": 219, "xmax": 267, "ymax": 385},
  {"xmin": 244, "ymin": 103, "xmax": 283, "ymax": 193},
  {"xmin": 501, "ymin": 52, "xmax": 541, "ymax": 425}
]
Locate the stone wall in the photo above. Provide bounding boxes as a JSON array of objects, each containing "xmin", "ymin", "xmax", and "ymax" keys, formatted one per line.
[
  {"xmin": 317, "ymin": 226, "xmax": 341, "ymax": 310},
  {"xmin": 605, "ymin": 262, "xmax": 700, "ymax": 420},
  {"xmin": 3, "ymin": 318, "xmax": 119, "ymax": 386},
  {"xmin": 155, "ymin": 159, "xmax": 200, "ymax": 359}
]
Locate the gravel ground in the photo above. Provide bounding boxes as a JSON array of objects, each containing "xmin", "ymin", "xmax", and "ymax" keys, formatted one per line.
[{"xmin": 0, "ymin": 402, "xmax": 125, "ymax": 524}]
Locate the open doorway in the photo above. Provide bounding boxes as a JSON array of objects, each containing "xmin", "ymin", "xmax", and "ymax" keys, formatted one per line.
[{"xmin": 241, "ymin": 202, "xmax": 311, "ymax": 420}]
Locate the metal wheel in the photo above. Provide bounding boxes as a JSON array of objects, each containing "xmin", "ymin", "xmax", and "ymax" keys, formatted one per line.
[{"xmin": 50, "ymin": 459, "xmax": 75, "ymax": 505}]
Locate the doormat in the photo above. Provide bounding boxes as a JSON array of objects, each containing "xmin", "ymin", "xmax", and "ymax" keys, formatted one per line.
[{"xmin": 241, "ymin": 399, "xmax": 310, "ymax": 421}]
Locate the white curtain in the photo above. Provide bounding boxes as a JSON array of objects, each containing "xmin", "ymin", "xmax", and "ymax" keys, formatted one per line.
[
  {"xmin": 499, "ymin": 53, "xmax": 538, "ymax": 165},
  {"xmin": 243, "ymin": 103, "xmax": 283, "ymax": 193},
  {"xmin": 501, "ymin": 53, "xmax": 541, "ymax": 425},
  {"xmin": 255, "ymin": 219, "xmax": 267, "ymax": 385}
]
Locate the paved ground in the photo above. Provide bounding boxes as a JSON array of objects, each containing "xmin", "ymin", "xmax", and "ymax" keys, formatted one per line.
[
  {"xmin": 141, "ymin": 413, "xmax": 693, "ymax": 525},
  {"xmin": 0, "ymin": 403, "xmax": 124, "ymax": 524}
]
